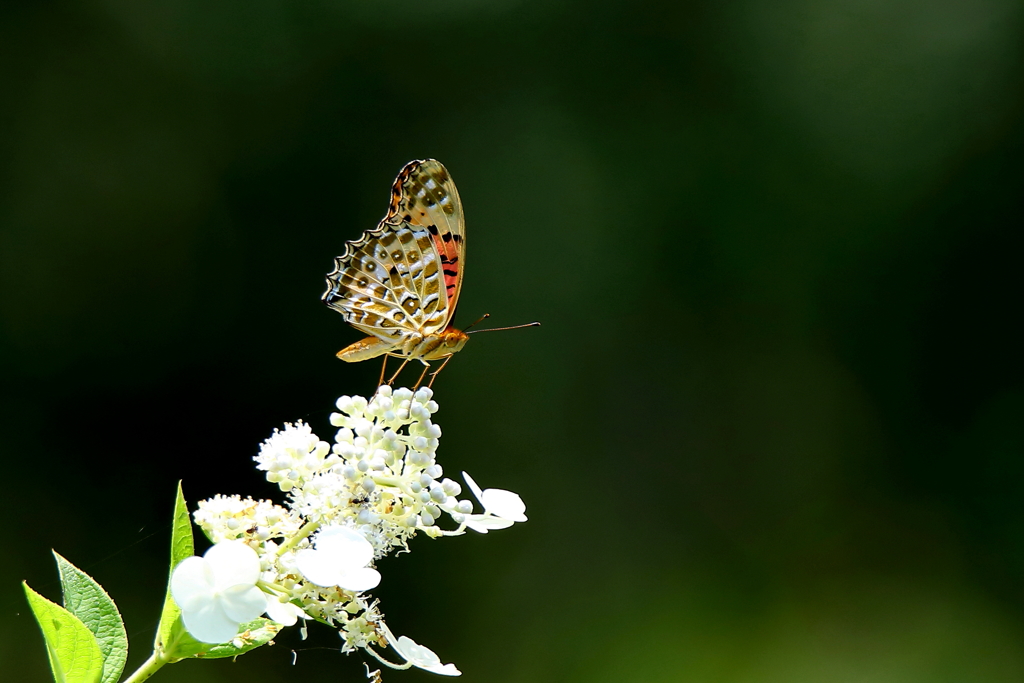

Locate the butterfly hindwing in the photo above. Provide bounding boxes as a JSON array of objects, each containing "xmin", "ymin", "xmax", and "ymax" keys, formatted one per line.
[{"xmin": 323, "ymin": 223, "xmax": 415, "ymax": 342}]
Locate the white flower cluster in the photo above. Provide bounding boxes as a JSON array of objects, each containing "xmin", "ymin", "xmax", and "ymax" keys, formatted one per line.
[{"xmin": 171, "ymin": 386, "xmax": 526, "ymax": 677}]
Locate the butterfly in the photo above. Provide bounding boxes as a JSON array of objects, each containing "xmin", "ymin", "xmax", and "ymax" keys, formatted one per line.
[{"xmin": 322, "ymin": 159, "xmax": 469, "ymax": 385}]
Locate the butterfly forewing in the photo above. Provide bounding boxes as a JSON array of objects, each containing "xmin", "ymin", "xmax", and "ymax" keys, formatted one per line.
[
  {"xmin": 323, "ymin": 160, "xmax": 467, "ymax": 351},
  {"xmin": 385, "ymin": 159, "xmax": 466, "ymax": 326}
]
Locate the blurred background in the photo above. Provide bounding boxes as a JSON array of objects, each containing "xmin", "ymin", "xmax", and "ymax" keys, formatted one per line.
[{"xmin": 3, "ymin": 0, "xmax": 1024, "ymax": 681}]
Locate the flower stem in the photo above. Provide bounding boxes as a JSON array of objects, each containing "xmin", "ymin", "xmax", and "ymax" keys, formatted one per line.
[
  {"xmin": 364, "ymin": 643, "xmax": 412, "ymax": 671},
  {"xmin": 121, "ymin": 652, "xmax": 167, "ymax": 683},
  {"xmin": 258, "ymin": 579, "xmax": 292, "ymax": 594},
  {"xmin": 277, "ymin": 519, "xmax": 320, "ymax": 555}
]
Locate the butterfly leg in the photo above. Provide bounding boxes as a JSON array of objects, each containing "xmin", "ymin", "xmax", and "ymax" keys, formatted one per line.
[
  {"xmin": 377, "ymin": 356, "xmax": 388, "ymax": 388},
  {"xmin": 386, "ymin": 357, "xmax": 411, "ymax": 385},
  {"xmin": 412, "ymin": 363, "xmax": 431, "ymax": 390},
  {"xmin": 427, "ymin": 355, "xmax": 455, "ymax": 388}
]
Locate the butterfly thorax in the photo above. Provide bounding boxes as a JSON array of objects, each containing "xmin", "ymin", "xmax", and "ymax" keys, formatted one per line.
[{"xmin": 400, "ymin": 327, "xmax": 469, "ymax": 361}]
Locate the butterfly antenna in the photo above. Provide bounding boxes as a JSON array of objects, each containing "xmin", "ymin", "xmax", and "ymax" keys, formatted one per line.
[
  {"xmin": 466, "ymin": 320, "xmax": 541, "ymax": 334},
  {"xmin": 462, "ymin": 313, "xmax": 491, "ymax": 332}
]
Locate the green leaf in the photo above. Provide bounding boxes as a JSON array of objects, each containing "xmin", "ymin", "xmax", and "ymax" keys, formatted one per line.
[
  {"xmin": 201, "ymin": 618, "xmax": 283, "ymax": 658},
  {"xmin": 168, "ymin": 480, "xmax": 196, "ymax": 566},
  {"xmin": 24, "ymin": 582, "xmax": 104, "ymax": 683},
  {"xmin": 54, "ymin": 553, "xmax": 128, "ymax": 683},
  {"xmin": 155, "ymin": 481, "xmax": 195, "ymax": 653},
  {"xmin": 162, "ymin": 617, "xmax": 283, "ymax": 661}
]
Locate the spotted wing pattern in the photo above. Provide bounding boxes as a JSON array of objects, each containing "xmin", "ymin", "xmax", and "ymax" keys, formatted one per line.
[{"xmin": 322, "ymin": 159, "xmax": 466, "ymax": 346}]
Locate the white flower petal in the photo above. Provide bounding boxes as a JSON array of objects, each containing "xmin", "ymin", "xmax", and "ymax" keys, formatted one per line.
[
  {"xmin": 317, "ymin": 527, "xmax": 374, "ymax": 568},
  {"xmin": 296, "ymin": 526, "xmax": 380, "ymax": 589},
  {"xmin": 462, "ymin": 471, "xmax": 484, "ymax": 506},
  {"xmin": 462, "ymin": 472, "xmax": 526, "ymax": 524},
  {"xmin": 265, "ymin": 596, "xmax": 304, "ymax": 626},
  {"xmin": 433, "ymin": 664, "xmax": 462, "ymax": 675},
  {"xmin": 336, "ymin": 567, "xmax": 381, "ymax": 592},
  {"xmin": 463, "ymin": 515, "xmax": 515, "ymax": 533},
  {"xmin": 394, "ymin": 635, "xmax": 461, "ymax": 676},
  {"xmin": 295, "ymin": 547, "xmax": 341, "ymax": 587},
  {"xmin": 420, "ymin": 661, "xmax": 461, "ymax": 676},
  {"xmin": 170, "ymin": 556, "xmax": 215, "ymax": 608},
  {"xmin": 205, "ymin": 541, "xmax": 261, "ymax": 589},
  {"xmin": 180, "ymin": 597, "xmax": 242, "ymax": 644},
  {"xmin": 380, "ymin": 622, "xmax": 460, "ymax": 676},
  {"xmin": 221, "ymin": 584, "xmax": 270, "ymax": 623},
  {"xmin": 397, "ymin": 636, "xmax": 436, "ymax": 665},
  {"xmin": 480, "ymin": 489, "xmax": 527, "ymax": 522},
  {"xmin": 170, "ymin": 542, "xmax": 267, "ymax": 644}
]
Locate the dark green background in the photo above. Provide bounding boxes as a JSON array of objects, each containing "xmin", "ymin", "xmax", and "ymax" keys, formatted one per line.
[{"xmin": 3, "ymin": 0, "xmax": 1024, "ymax": 681}]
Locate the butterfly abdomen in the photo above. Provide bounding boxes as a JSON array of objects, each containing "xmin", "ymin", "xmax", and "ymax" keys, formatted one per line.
[{"xmin": 337, "ymin": 336, "xmax": 395, "ymax": 362}]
